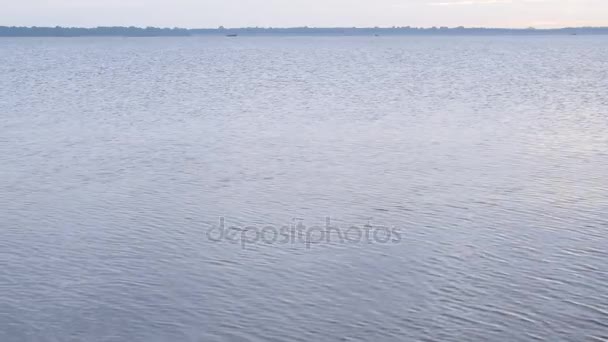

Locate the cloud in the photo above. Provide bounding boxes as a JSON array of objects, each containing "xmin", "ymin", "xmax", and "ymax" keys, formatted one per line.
[
  {"xmin": 429, "ymin": 0, "xmax": 512, "ymax": 6},
  {"xmin": 427, "ymin": 0, "xmax": 552, "ymax": 5}
]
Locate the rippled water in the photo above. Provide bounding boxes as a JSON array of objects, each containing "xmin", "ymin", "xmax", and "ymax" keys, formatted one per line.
[{"xmin": 1, "ymin": 36, "xmax": 608, "ymax": 341}]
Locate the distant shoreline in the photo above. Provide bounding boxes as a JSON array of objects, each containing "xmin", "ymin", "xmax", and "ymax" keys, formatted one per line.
[{"xmin": 2, "ymin": 26, "xmax": 608, "ymax": 37}]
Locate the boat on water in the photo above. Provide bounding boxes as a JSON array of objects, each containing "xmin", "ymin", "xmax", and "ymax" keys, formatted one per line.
[{"xmin": 226, "ymin": 34, "xmax": 238, "ymax": 37}]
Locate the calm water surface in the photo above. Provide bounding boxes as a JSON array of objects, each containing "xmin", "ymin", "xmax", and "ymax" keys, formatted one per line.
[{"xmin": 1, "ymin": 36, "xmax": 608, "ymax": 341}]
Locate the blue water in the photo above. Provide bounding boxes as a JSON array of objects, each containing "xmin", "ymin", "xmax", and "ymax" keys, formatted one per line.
[{"xmin": 1, "ymin": 36, "xmax": 607, "ymax": 341}]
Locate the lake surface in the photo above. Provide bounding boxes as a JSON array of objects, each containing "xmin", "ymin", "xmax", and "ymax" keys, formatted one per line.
[{"xmin": 1, "ymin": 36, "xmax": 607, "ymax": 341}]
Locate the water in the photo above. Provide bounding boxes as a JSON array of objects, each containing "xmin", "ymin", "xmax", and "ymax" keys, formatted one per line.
[{"xmin": 1, "ymin": 36, "xmax": 607, "ymax": 341}]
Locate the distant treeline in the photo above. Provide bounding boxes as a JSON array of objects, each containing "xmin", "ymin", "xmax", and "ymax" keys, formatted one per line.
[
  {"xmin": 2, "ymin": 26, "xmax": 608, "ymax": 37},
  {"xmin": 0, "ymin": 26, "xmax": 190, "ymax": 37}
]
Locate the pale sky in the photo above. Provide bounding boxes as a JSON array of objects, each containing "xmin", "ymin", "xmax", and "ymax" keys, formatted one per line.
[{"xmin": 1, "ymin": 0, "xmax": 607, "ymax": 29}]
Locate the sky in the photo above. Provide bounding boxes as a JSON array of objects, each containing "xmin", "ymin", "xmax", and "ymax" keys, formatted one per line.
[{"xmin": 1, "ymin": 0, "xmax": 607, "ymax": 29}]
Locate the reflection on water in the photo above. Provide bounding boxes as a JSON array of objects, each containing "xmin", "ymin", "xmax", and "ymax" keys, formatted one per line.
[{"xmin": 1, "ymin": 36, "xmax": 607, "ymax": 341}]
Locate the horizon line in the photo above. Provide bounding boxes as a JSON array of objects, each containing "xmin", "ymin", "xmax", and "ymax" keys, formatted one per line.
[{"xmin": 3, "ymin": 25, "xmax": 608, "ymax": 30}]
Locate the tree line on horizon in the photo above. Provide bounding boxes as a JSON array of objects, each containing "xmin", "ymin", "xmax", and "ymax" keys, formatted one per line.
[{"xmin": 2, "ymin": 25, "xmax": 608, "ymax": 37}]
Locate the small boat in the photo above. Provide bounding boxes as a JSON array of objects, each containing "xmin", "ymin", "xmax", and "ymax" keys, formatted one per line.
[{"xmin": 226, "ymin": 34, "xmax": 238, "ymax": 37}]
